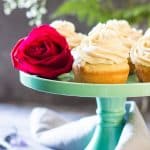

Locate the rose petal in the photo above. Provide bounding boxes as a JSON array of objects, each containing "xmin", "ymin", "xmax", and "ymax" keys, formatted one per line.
[{"xmin": 11, "ymin": 25, "xmax": 73, "ymax": 78}]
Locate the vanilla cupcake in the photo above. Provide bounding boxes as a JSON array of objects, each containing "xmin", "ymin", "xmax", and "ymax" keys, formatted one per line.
[
  {"xmin": 51, "ymin": 20, "xmax": 86, "ymax": 49},
  {"xmin": 130, "ymin": 29, "xmax": 150, "ymax": 82},
  {"xmin": 73, "ymin": 28, "xmax": 129, "ymax": 84},
  {"xmin": 106, "ymin": 20, "xmax": 143, "ymax": 74}
]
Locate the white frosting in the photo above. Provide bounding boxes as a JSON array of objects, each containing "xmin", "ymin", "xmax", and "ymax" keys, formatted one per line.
[
  {"xmin": 51, "ymin": 20, "xmax": 75, "ymax": 37},
  {"xmin": 88, "ymin": 23, "xmax": 105, "ymax": 37},
  {"xmin": 106, "ymin": 20, "xmax": 142, "ymax": 49},
  {"xmin": 66, "ymin": 32, "xmax": 86, "ymax": 49},
  {"xmin": 89, "ymin": 20, "xmax": 142, "ymax": 50},
  {"xmin": 130, "ymin": 29, "xmax": 150, "ymax": 67},
  {"xmin": 76, "ymin": 28, "xmax": 129, "ymax": 65},
  {"xmin": 144, "ymin": 28, "xmax": 150, "ymax": 37},
  {"xmin": 51, "ymin": 20, "xmax": 86, "ymax": 49}
]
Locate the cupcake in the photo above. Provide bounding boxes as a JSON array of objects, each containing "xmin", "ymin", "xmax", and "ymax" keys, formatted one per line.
[
  {"xmin": 51, "ymin": 20, "xmax": 86, "ymax": 49},
  {"xmin": 73, "ymin": 28, "xmax": 129, "ymax": 84},
  {"xmin": 130, "ymin": 29, "xmax": 150, "ymax": 82},
  {"xmin": 105, "ymin": 20, "xmax": 143, "ymax": 74}
]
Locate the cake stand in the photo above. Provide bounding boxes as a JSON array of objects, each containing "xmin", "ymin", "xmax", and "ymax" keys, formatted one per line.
[{"xmin": 19, "ymin": 71, "xmax": 150, "ymax": 150}]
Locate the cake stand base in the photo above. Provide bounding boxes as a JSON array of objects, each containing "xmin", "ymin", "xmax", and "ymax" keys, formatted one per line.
[{"xmin": 85, "ymin": 97, "xmax": 126, "ymax": 150}]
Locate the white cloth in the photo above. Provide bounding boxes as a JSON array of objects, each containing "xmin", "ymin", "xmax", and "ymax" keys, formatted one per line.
[
  {"xmin": 30, "ymin": 102, "xmax": 150, "ymax": 150},
  {"xmin": 115, "ymin": 102, "xmax": 150, "ymax": 150}
]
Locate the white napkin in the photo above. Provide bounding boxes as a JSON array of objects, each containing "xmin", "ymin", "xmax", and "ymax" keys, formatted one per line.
[
  {"xmin": 115, "ymin": 101, "xmax": 150, "ymax": 150},
  {"xmin": 30, "ymin": 101, "xmax": 150, "ymax": 150}
]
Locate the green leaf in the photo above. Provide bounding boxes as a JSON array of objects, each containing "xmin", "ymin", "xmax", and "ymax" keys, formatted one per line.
[{"xmin": 52, "ymin": 0, "xmax": 150, "ymax": 26}]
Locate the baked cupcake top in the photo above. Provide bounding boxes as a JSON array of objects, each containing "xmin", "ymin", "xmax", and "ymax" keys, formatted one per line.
[
  {"xmin": 51, "ymin": 20, "xmax": 86, "ymax": 49},
  {"xmin": 130, "ymin": 29, "xmax": 150, "ymax": 67},
  {"xmin": 75, "ymin": 27, "xmax": 129, "ymax": 65}
]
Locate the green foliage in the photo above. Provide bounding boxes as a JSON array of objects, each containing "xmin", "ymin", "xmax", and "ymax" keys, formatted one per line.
[
  {"xmin": 53, "ymin": 0, "xmax": 150, "ymax": 26},
  {"xmin": 3, "ymin": 0, "xmax": 150, "ymax": 26},
  {"xmin": 113, "ymin": 3, "xmax": 150, "ymax": 25},
  {"xmin": 52, "ymin": 0, "xmax": 105, "ymax": 25}
]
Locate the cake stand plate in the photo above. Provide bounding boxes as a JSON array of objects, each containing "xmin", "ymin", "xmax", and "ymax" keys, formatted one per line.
[{"xmin": 20, "ymin": 71, "xmax": 150, "ymax": 150}]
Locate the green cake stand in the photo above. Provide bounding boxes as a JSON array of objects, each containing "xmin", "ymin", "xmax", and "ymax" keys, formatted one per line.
[{"xmin": 19, "ymin": 71, "xmax": 150, "ymax": 150}]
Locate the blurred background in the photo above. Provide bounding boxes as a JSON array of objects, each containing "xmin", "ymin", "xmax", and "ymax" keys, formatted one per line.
[
  {"xmin": 0, "ymin": 0, "xmax": 150, "ymax": 147},
  {"xmin": 0, "ymin": 0, "xmax": 95, "ymax": 108}
]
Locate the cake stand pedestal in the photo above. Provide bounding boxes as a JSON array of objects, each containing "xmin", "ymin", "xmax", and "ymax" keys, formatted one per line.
[{"xmin": 19, "ymin": 71, "xmax": 150, "ymax": 150}]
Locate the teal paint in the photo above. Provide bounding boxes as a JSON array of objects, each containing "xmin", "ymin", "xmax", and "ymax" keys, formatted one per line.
[{"xmin": 19, "ymin": 71, "xmax": 150, "ymax": 150}]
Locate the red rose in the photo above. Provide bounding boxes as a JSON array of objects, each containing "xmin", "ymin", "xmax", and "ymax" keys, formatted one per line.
[{"xmin": 11, "ymin": 25, "xmax": 73, "ymax": 79}]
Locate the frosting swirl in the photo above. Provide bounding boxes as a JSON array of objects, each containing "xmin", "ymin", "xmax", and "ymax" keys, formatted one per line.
[
  {"xmin": 106, "ymin": 20, "xmax": 142, "ymax": 49},
  {"xmin": 76, "ymin": 28, "xmax": 129, "ymax": 65},
  {"xmin": 89, "ymin": 20, "xmax": 142, "ymax": 52},
  {"xmin": 130, "ymin": 29, "xmax": 150, "ymax": 67},
  {"xmin": 144, "ymin": 28, "xmax": 150, "ymax": 37},
  {"xmin": 88, "ymin": 23, "xmax": 105, "ymax": 36},
  {"xmin": 51, "ymin": 20, "xmax": 86, "ymax": 49},
  {"xmin": 51, "ymin": 20, "xmax": 75, "ymax": 37}
]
